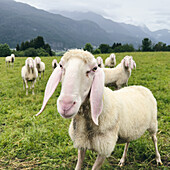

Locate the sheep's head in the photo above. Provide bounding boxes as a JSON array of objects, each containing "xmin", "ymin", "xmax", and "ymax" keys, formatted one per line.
[
  {"xmin": 52, "ymin": 59, "xmax": 58, "ymax": 68},
  {"xmin": 35, "ymin": 57, "xmax": 41, "ymax": 66},
  {"xmin": 36, "ymin": 49, "xmax": 105, "ymax": 125},
  {"xmin": 96, "ymin": 56, "xmax": 104, "ymax": 68},
  {"xmin": 121, "ymin": 56, "xmax": 136, "ymax": 70},
  {"xmin": 26, "ymin": 57, "xmax": 35, "ymax": 69},
  {"xmin": 110, "ymin": 53, "xmax": 115, "ymax": 61},
  {"xmin": 11, "ymin": 54, "xmax": 15, "ymax": 58}
]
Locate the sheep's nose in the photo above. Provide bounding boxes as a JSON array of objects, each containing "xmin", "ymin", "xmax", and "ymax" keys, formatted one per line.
[{"xmin": 59, "ymin": 98, "xmax": 76, "ymax": 111}]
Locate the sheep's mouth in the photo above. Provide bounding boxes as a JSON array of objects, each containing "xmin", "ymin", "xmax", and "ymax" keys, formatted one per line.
[{"xmin": 61, "ymin": 113, "xmax": 74, "ymax": 118}]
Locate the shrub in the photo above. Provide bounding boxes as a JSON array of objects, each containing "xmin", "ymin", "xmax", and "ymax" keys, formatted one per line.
[{"xmin": 24, "ymin": 48, "xmax": 37, "ymax": 57}]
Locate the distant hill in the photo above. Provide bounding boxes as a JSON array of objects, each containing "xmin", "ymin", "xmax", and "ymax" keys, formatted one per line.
[
  {"xmin": 52, "ymin": 11, "xmax": 170, "ymax": 47},
  {"xmin": 1, "ymin": 0, "xmax": 170, "ymax": 50},
  {"xmin": 0, "ymin": 0, "xmax": 112, "ymax": 50}
]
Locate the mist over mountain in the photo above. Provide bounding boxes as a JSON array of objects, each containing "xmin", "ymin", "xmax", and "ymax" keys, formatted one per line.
[
  {"xmin": 0, "ymin": 0, "xmax": 170, "ymax": 50},
  {"xmin": 0, "ymin": 0, "xmax": 112, "ymax": 50},
  {"xmin": 51, "ymin": 10, "xmax": 170, "ymax": 47}
]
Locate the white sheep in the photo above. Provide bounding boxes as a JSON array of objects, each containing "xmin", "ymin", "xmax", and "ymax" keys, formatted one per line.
[
  {"xmin": 34, "ymin": 56, "xmax": 45, "ymax": 79},
  {"xmin": 52, "ymin": 59, "xmax": 58, "ymax": 70},
  {"xmin": 96, "ymin": 56, "xmax": 104, "ymax": 68},
  {"xmin": 5, "ymin": 54, "xmax": 15, "ymax": 67},
  {"xmin": 105, "ymin": 53, "xmax": 116, "ymax": 68},
  {"xmin": 103, "ymin": 55, "xmax": 136, "ymax": 89},
  {"xmin": 36, "ymin": 49, "xmax": 162, "ymax": 169},
  {"xmin": 21, "ymin": 57, "xmax": 38, "ymax": 95}
]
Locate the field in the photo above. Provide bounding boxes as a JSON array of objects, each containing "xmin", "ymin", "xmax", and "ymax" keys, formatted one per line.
[{"xmin": 0, "ymin": 52, "xmax": 169, "ymax": 169}]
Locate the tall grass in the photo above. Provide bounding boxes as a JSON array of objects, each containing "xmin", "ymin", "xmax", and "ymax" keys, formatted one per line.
[{"xmin": 0, "ymin": 52, "xmax": 169, "ymax": 169}]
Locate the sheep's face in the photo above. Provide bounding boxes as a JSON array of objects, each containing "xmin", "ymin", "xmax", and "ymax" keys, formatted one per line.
[
  {"xmin": 96, "ymin": 57, "xmax": 103, "ymax": 68},
  {"xmin": 35, "ymin": 57, "xmax": 41, "ymax": 65},
  {"xmin": 57, "ymin": 57, "xmax": 97, "ymax": 119},
  {"xmin": 110, "ymin": 54, "xmax": 115, "ymax": 61},
  {"xmin": 52, "ymin": 59, "xmax": 58, "ymax": 68},
  {"xmin": 122, "ymin": 56, "xmax": 136, "ymax": 70},
  {"xmin": 37, "ymin": 50, "xmax": 104, "ymax": 125},
  {"xmin": 26, "ymin": 58, "xmax": 34, "ymax": 69}
]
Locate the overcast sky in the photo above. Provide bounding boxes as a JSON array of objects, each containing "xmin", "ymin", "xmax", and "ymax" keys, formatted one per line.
[{"xmin": 15, "ymin": 0, "xmax": 170, "ymax": 31}]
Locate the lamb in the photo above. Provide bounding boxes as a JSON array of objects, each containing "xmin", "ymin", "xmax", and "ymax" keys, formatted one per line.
[
  {"xmin": 34, "ymin": 56, "xmax": 45, "ymax": 79},
  {"xmin": 5, "ymin": 54, "xmax": 15, "ymax": 67},
  {"xmin": 21, "ymin": 57, "xmax": 38, "ymax": 95},
  {"xmin": 103, "ymin": 55, "xmax": 136, "ymax": 89},
  {"xmin": 52, "ymin": 59, "xmax": 58, "ymax": 70},
  {"xmin": 36, "ymin": 49, "xmax": 162, "ymax": 169},
  {"xmin": 96, "ymin": 56, "xmax": 104, "ymax": 68},
  {"xmin": 105, "ymin": 53, "xmax": 116, "ymax": 68}
]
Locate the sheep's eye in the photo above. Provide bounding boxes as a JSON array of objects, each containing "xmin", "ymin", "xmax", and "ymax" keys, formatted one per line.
[
  {"xmin": 98, "ymin": 64, "xmax": 101, "ymax": 67},
  {"xmin": 86, "ymin": 70, "xmax": 91, "ymax": 74},
  {"xmin": 92, "ymin": 66, "xmax": 97, "ymax": 71},
  {"xmin": 59, "ymin": 64, "xmax": 63, "ymax": 68}
]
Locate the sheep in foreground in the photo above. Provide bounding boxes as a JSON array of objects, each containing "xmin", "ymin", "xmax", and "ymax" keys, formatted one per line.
[
  {"xmin": 103, "ymin": 55, "xmax": 136, "ymax": 89},
  {"xmin": 96, "ymin": 56, "xmax": 104, "ymax": 68},
  {"xmin": 52, "ymin": 59, "xmax": 58, "ymax": 70},
  {"xmin": 36, "ymin": 49, "xmax": 162, "ymax": 169},
  {"xmin": 5, "ymin": 54, "xmax": 15, "ymax": 67},
  {"xmin": 21, "ymin": 57, "xmax": 38, "ymax": 95},
  {"xmin": 105, "ymin": 53, "xmax": 116, "ymax": 68},
  {"xmin": 34, "ymin": 56, "xmax": 45, "ymax": 79}
]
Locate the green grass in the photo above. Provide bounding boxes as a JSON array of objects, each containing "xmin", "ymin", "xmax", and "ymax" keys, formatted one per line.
[{"xmin": 0, "ymin": 52, "xmax": 169, "ymax": 169}]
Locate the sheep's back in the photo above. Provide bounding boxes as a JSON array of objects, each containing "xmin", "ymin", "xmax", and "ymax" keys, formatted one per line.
[{"xmin": 107, "ymin": 86, "xmax": 157, "ymax": 142}]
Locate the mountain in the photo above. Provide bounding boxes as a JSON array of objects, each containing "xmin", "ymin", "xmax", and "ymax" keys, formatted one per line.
[
  {"xmin": 1, "ymin": 0, "xmax": 170, "ymax": 50},
  {"xmin": 0, "ymin": 0, "xmax": 112, "ymax": 50},
  {"xmin": 51, "ymin": 11, "xmax": 170, "ymax": 46},
  {"xmin": 150, "ymin": 29, "xmax": 170, "ymax": 45}
]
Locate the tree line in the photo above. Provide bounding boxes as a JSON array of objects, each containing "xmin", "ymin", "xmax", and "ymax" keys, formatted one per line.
[
  {"xmin": 1, "ymin": 37, "xmax": 170, "ymax": 57},
  {"xmin": 0, "ymin": 36, "xmax": 55, "ymax": 57},
  {"xmin": 84, "ymin": 38, "xmax": 170, "ymax": 54},
  {"xmin": 15, "ymin": 36, "xmax": 54, "ymax": 56}
]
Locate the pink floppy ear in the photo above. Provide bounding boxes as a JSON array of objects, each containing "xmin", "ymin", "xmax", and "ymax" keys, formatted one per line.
[
  {"xmin": 121, "ymin": 58, "xmax": 125, "ymax": 66},
  {"xmin": 36, "ymin": 66, "xmax": 62, "ymax": 116},
  {"xmin": 131, "ymin": 59, "xmax": 136, "ymax": 70},
  {"xmin": 133, "ymin": 61, "xmax": 136, "ymax": 70},
  {"xmin": 90, "ymin": 67, "xmax": 105, "ymax": 125}
]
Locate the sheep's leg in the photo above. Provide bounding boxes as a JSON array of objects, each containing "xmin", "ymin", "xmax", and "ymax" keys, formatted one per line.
[
  {"xmin": 92, "ymin": 155, "xmax": 105, "ymax": 170},
  {"xmin": 23, "ymin": 79, "xmax": 25, "ymax": 90},
  {"xmin": 25, "ymin": 80, "xmax": 29, "ymax": 95},
  {"xmin": 39, "ymin": 72, "xmax": 41, "ymax": 80},
  {"xmin": 118, "ymin": 142, "xmax": 129, "ymax": 167},
  {"xmin": 32, "ymin": 80, "xmax": 36, "ymax": 95},
  {"xmin": 75, "ymin": 148, "xmax": 86, "ymax": 170},
  {"xmin": 116, "ymin": 85, "xmax": 121, "ymax": 90},
  {"xmin": 151, "ymin": 133, "xmax": 162, "ymax": 165}
]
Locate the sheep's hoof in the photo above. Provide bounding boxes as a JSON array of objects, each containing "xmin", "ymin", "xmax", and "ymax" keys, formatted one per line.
[
  {"xmin": 118, "ymin": 162, "xmax": 124, "ymax": 167},
  {"xmin": 157, "ymin": 161, "xmax": 163, "ymax": 166}
]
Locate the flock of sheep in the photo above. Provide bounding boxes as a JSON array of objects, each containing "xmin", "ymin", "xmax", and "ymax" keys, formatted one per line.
[
  {"xmin": 5, "ymin": 50, "xmax": 162, "ymax": 169},
  {"xmin": 5, "ymin": 54, "xmax": 57, "ymax": 95}
]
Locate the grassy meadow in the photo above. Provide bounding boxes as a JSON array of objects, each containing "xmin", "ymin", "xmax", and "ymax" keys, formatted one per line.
[{"xmin": 0, "ymin": 52, "xmax": 169, "ymax": 169}]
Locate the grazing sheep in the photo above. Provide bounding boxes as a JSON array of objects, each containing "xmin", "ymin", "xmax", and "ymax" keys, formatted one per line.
[
  {"xmin": 5, "ymin": 54, "xmax": 15, "ymax": 67},
  {"xmin": 21, "ymin": 57, "xmax": 38, "ymax": 95},
  {"xmin": 105, "ymin": 53, "xmax": 116, "ymax": 68},
  {"xmin": 34, "ymin": 56, "xmax": 45, "ymax": 79},
  {"xmin": 103, "ymin": 55, "xmax": 136, "ymax": 89},
  {"xmin": 96, "ymin": 56, "xmax": 104, "ymax": 68},
  {"xmin": 36, "ymin": 49, "xmax": 162, "ymax": 169},
  {"xmin": 52, "ymin": 59, "xmax": 58, "ymax": 70}
]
